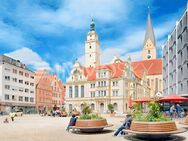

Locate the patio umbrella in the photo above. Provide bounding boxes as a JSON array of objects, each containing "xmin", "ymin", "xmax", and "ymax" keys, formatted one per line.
[
  {"xmin": 159, "ymin": 95, "xmax": 188, "ymax": 102},
  {"xmin": 132, "ymin": 98, "xmax": 152, "ymax": 103}
]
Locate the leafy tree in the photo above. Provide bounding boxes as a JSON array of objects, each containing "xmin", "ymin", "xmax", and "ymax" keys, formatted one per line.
[{"xmin": 107, "ymin": 104, "xmax": 114, "ymax": 113}]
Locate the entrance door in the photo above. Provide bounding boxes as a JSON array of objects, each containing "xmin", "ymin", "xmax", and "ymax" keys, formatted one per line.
[{"xmin": 100, "ymin": 103, "xmax": 104, "ymax": 113}]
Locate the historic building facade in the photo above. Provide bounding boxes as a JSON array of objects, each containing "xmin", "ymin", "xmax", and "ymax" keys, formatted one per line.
[
  {"xmin": 0, "ymin": 55, "xmax": 35, "ymax": 113},
  {"xmin": 163, "ymin": 6, "xmax": 188, "ymax": 96},
  {"xmin": 35, "ymin": 71, "xmax": 65, "ymax": 111},
  {"xmin": 65, "ymin": 12, "xmax": 162, "ymax": 114}
]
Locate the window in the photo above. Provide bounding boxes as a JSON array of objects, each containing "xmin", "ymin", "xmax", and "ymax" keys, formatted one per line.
[
  {"xmin": 19, "ymin": 88, "xmax": 24, "ymax": 92},
  {"xmin": 30, "ymin": 91, "xmax": 34, "ymax": 94},
  {"xmin": 5, "ymin": 85, "xmax": 10, "ymax": 90},
  {"xmin": 13, "ymin": 69, "xmax": 17, "ymax": 74},
  {"xmin": 25, "ymin": 81, "xmax": 29, "ymax": 85},
  {"xmin": 25, "ymin": 97, "xmax": 29, "ymax": 102},
  {"xmin": 69, "ymin": 86, "xmax": 72, "ymax": 98},
  {"xmin": 19, "ymin": 96, "xmax": 23, "ymax": 101},
  {"xmin": 90, "ymin": 54, "xmax": 91, "ymax": 57},
  {"xmin": 19, "ymin": 80, "xmax": 23, "ymax": 84},
  {"xmin": 30, "ymin": 97, "xmax": 34, "ymax": 102},
  {"xmin": 181, "ymin": 83, "xmax": 183, "ymax": 91},
  {"xmin": 19, "ymin": 71, "xmax": 23, "ymax": 75},
  {"xmin": 5, "ymin": 76, "xmax": 10, "ymax": 81},
  {"xmin": 25, "ymin": 73, "xmax": 29, "ymax": 77},
  {"xmin": 181, "ymin": 67, "xmax": 183, "ymax": 75},
  {"xmin": 30, "ymin": 76, "xmax": 34, "ymax": 79},
  {"xmin": 89, "ymin": 46, "xmax": 91, "ymax": 49},
  {"xmin": 75, "ymin": 86, "xmax": 78, "ymax": 97},
  {"xmin": 5, "ymin": 94, "xmax": 9, "ymax": 100},
  {"xmin": 30, "ymin": 83, "xmax": 34, "ymax": 86},
  {"xmin": 81, "ymin": 86, "xmax": 84, "ymax": 97},
  {"xmin": 104, "ymin": 91, "xmax": 106, "ymax": 96},
  {"xmin": 12, "ymin": 95, "xmax": 15, "ymax": 101},
  {"xmin": 148, "ymin": 50, "xmax": 150, "ymax": 54},
  {"xmin": 5, "ymin": 68, "xmax": 10, "ymax": 71},
  {"xmin": 25, "ymin": 89, "xmax": 29, "ymax": 93},
  {"xmin": 12, "ymin": 78, "xmax": 17, "ymax": 82}
]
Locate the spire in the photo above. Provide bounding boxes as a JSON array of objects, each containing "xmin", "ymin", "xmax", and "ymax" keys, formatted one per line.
[
  {"xmin": 144, "ymin": 7, "xmax": 156, "ymax": 47},
  {"xmin": 90, "ymin": 18, "xmax": 95, "ymax": 31}
]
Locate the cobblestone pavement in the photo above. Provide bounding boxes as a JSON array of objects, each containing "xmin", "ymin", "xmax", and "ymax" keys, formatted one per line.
[{"xmin": 0, "ymin": 115, "xmax": 188, "ymax": 141}]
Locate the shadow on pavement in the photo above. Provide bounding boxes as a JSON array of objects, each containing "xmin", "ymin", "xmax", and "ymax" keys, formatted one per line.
[
  {"xmin": 71, "ymin": 129, "xmax": 114, "ymax": 135},
  {"xmin": 124, "ymin": 135, "xmax": 186, "ymax": 141}
]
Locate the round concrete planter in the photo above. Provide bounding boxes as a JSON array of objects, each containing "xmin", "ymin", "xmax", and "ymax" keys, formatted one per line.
[
  {"xmin": 74, "ymin": 119, "xmax": 110, "ymax": 132},
  {"xmin": 184, "ymin": 116, "xmax": 188, "ymax": 123},
  {"xmin": 130, "ymin": 121, "xmax": 177, "ymax": 132},
  {"xmin": 72, "ymin": 111, "xmax": 80, "ymax": 116}
]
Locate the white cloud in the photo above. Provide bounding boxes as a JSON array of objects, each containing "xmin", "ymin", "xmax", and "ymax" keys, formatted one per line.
[
  {"xmin": 5, "ymin": 47, "xmax": 51, "ymax": 70},
  {"xmin": 14, "ymin": 0, "xmax": 131, "ymax": 33},
  {"xmin": 54, "ymin": 63, "xmax": 62, "ymax": 72}
]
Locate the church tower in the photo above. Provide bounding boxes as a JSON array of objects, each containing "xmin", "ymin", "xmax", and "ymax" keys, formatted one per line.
[
  {"xmin": 85, "ymin": 19, "xmax": 100, "ymax": 67},
  {"xmin": 142, "ymin": 10, "xmax": 157, "ymax": 60}
]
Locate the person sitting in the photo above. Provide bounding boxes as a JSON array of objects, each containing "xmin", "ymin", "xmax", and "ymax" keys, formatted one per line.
[
  {"xmin": 66, "ymin": 115, "xmax": 78, "ymax": 132},
  {"xmin": 114, "ymin": 114, "xmax": 133, "ymax": 136},
  {"xmin": 3, "ymin": 117, "xmax": 9, "ymax": 123}
]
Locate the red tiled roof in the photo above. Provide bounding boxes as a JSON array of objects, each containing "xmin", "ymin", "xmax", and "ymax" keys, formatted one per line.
[
  {"xmin": 80, "ymin": 59, "xmax": 162, "ymax": 80},
  {"xmin": 132, "ymin": 59, "xmax": 162, "ymax": 78}
]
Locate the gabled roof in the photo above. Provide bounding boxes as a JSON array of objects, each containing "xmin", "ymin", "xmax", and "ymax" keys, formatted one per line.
[
  {"xmin": 77, "ymin": 59, "xmax": 162, "ymax": 81},
  {"xmin": 144, "ymin": 13, "xmax": 156, "ymax": 46},
  {"xmin": 81, "ymin": 62, "xmax": 125, "ymax": 81},
  {"xmin": 132, "ymin": 59, "xmax": 162, "ymax": 78}
]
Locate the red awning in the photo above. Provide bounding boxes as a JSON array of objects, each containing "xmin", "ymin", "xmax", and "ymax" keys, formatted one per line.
[
  {"xmin": 159, "ymin": 95, "xmax": 188, "ymax": 102},
  {"xmin": 132, "ymin": 98, "xmax": 152, "ymax": 103}
]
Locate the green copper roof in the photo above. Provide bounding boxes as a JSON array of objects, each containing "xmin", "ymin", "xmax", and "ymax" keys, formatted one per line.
[{"xmin": 90, "ymin": 19, "xmax": 95, "ymax": 31}]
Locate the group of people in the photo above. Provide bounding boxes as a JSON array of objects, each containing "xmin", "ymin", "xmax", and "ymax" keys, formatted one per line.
[
  {"xmin": 169, "ymin": 104, "xmax": 185, "ymax": 118},
  {"xmin": 3, "ymin": 112, "xmax": 16, "ymax": 123}
]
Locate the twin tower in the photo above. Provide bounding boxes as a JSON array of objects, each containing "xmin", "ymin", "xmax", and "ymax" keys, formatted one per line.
[{"xmin": 85, "ymin": 13, "xmax": 157, "ymax": 68}]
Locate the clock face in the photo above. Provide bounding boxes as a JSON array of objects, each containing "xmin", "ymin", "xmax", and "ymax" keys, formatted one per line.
[{"xmin": 147, "ymin": 54, "xmax": 152, "ymax": 59}]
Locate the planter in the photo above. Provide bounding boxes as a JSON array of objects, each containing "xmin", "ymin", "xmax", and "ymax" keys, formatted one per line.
[
  {"xmin": 184, "ymin": 116, "xmax": 188, "ymax": 123},
  {"xmin": 130, "ymin": 121, "xmax": 177, "ymax": 132},
  {"xmin": 72, "ymin": 111, "xmax": 80, "ymax": 116},
  {"xmin": 74, "ymin": 119, "xmax": 110, "ymax": 132},
  {"xmin": 110, "ymin": 112, "xmax": 115, "ymax": 117}
]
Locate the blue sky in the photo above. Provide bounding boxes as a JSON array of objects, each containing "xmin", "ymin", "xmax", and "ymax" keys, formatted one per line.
[{"xmin": 0, "ymin": 0, "xmax": 187, "ymax": 82}]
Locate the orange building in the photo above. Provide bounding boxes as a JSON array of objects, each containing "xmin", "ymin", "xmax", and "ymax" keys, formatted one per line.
[{"xmin": 35, "ymin": 71, "xmax": 65, "ymax": 112}]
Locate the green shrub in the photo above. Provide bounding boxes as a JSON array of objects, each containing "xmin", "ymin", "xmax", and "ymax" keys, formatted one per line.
[
  {"xmin": 82, "ymin": 103, "xmax": 92, "ymax": 115},
  {"xmin": 132, "ymin": 102, "xmax": 171, "ymax": 122},
  {"xmin": 79, "ymin": 114, "xmax": 103, "ymax": 120},
  {"xmin": 107, "ymin": 104, "xmax": 114, "ymax": 113}
]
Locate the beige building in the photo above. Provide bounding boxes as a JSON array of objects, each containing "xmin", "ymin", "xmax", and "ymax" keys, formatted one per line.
[{"xmin": 65, "ymin": 18, "xmax": 159, "ymax": 114}]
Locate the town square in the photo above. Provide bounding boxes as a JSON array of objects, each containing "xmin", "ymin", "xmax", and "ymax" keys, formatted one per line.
[{"xmin": 0, "ymin": 0, "xmax": 188, "ymax": 141}]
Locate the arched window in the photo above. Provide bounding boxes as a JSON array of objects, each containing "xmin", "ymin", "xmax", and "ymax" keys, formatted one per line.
[
  {"xmin": 100, "ymin": 103, "xmax": 104, "ymax": 113},
  {"xmin": 91, "ymin": 103, "xmax": 95, "ymax": 111},
  {"xmin": 113, "ymin": 103, "xmax": 118, "ymax": 111},
  {"xmin": 69, "ymin": 104, "xmax": 73, "ymax": 112}
]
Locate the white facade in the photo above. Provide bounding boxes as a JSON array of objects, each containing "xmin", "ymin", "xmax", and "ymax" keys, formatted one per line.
[
  {"xmin": 85, "ymin": 20, "xmax": 100, "ymax": 67},
  {"xmin": 0, "ymin": 55, "xmax": 35, "ymax": 113}
]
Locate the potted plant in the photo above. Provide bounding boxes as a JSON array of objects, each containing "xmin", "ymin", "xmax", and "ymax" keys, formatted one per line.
[
  {"xmin": 74, "ymin": 103, "xmax": 112, "ymax": 132},
  {"xmin": 61, "ymin": 107, "xmax": 67, "ymax": 117},
  {"xmin": 107, "ymin": 104, "xmax": 115, "ymax": 117},
  {"xmin": 131, "ymin": 102, "xmax": 177, "ymax": 132}
]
